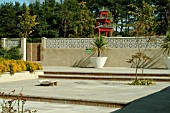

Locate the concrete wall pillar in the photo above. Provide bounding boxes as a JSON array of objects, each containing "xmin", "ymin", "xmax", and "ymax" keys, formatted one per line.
[
  {"xmin": 41, "ymin": 37, "xmax": 47, "ymax": 49},
  {"xmin": 1, "ymin": 38, "xmax": 6, "ymax": 48},
  {"xmin": 21, "ymin": 37, "xmax": 27, "ymax": 61},
  {"xmin": 41, "ymin": 37, "xmax": 47, "ymax": 61}
]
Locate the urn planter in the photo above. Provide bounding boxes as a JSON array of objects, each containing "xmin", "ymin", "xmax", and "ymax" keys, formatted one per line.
[
  {"xmin": 163, "ymin": 57, "xmax": 170, "ymax": 69},
  {"xmin": 90, "ymin": 57, "xmax": 107, "ymax": 68}
]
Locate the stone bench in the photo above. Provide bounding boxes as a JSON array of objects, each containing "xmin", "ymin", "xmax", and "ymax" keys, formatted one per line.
[{"xmin": 50, "ymin": 81, "xmax": 58, "ymax": 86}]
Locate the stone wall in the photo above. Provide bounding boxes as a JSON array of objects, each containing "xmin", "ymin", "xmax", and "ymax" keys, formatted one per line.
[
  {"xmin": 1, "ymin": 37, "xmax": 165, "ymax": 67},
  {"xmin": 42, "ymin": 48, "xmax": 165, "ymax": 68}
]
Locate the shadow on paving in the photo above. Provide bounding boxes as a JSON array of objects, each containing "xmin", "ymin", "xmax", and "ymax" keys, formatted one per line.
[{"xmin": 111, "ymin": 86, "xmax": 170, "ymax": 113}]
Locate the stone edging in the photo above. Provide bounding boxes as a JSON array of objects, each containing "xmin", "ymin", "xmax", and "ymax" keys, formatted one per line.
[
  {"xmin": 0, "ymin": 94, "xmax": 127, "ymax": 108},
  {"xmin": 0, "ymin": 70, "xmax": 44, "ymax": 82}
]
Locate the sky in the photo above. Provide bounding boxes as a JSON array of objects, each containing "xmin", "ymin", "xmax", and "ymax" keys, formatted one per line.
[{"xmin": 0, "ymin": 0, "xmax": 61, "ymax": 5}]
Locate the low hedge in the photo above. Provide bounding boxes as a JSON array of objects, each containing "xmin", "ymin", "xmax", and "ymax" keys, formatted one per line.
[{"xmin": 0, "ymin": 58, "xmax": 42, "ymax": 75}]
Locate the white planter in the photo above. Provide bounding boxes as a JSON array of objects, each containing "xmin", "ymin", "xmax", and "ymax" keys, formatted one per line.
[
  {"xmin": 90, "ymin": 57, "xmax": 107, "ymax": 68},
  {"xmin": 163, "ymin": 57, "xmax": 170, "ymax": 69}
]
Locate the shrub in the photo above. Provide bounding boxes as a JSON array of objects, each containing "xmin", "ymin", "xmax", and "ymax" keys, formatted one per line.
[
  {"xmin": 0, "ymin": 59, "xmax": 42, "ymax": 74},
  {"xmin": 2, "ymin": 60, "xmax": 10, "ymax": 72},
  {"xmin": 1, "ymin": 90, "xmax": 37, "ymax": 113},
  {"xmin": 129, "ymin": 79, "xmax": 155, "ymax": 86},
  {"xmin": 26, "ymin": 62, "xmax": 43, "ymax": 73},
  {"xmin": 0, "ymin": 64, "xmax": 6, "ymax": 74},
  {"xmin": 34, "ymin": 63, "xmax": 43, "ymax": 70},
  {"xmin": 17, "ymin": 60, "xmax": 27, "ymax": 71},
  {"xmin": 0, "ymin": 47, "xmax": 22, "ymax": 60}
]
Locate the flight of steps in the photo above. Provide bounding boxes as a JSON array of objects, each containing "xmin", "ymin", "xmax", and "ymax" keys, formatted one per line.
[{"xmin": 39, "ymin": 71, "xmax": 170, "ymax": 82}]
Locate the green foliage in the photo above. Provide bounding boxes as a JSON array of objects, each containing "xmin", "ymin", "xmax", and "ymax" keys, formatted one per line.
[
  {"xmin": 92, "ymin": 36, "xmax": 108, "ymax": 57},
  {"xmin": 0, "ymin": 2, "xmax": 20, "ymax": 38},
  {"xmin": 129, "ymin": 79, "xmax": 155, "ymax": 86},
  {"xmin": 0, "ymin": 59, "xmax": 42, "ymax": 74},
  {"xmin": 161, "ymin": 26, "xmax": 170, "ymax": 57},
  {"xmin": 19, "ymin": 7, "xmax": 38, "ymax": 38},
  {"xmin": 70, "ymin": 2, "xmax": 95, "ymax": 38},
  {"xmin": 0, "ymin": 47, "xmax": 22, "ymax": 60},
  {"xmin": 127, "ymin": 52, "xmax": 150, "ymax": 79},
  {"xmin": 73, "ymin": 53, "xmax": 94, "ymax": 68},
  {"xmin": 27, "ymin": 38, "xmax": 41, "ymax": 43},
  {"xmin": 161, "ymin": 0, "xmax": 170, "ymax": 56},
  {"xmin": 9, "ymin": 64, "xmax": 15, "ymax": 75},
  {"xmin": 0, "ymin": 0, "xmax": 169, "ymax": 38},
  {"xmin": 128, "ymin": 0, "xmax": 159, "ymax": 37},
  {"xmin": 26, "ymin": 62, "xmax": 42, "ymax": 73},
  {"xmin": 127, "ymin": 52, "xmax": 150, "ymax": 66},
  {"xmin": 127, "ymin": 1, "xmax": 159, "ymax": 82},
  {"xmin": 26, "ymin": 63, "xmax": 34, "ymax": 73}
]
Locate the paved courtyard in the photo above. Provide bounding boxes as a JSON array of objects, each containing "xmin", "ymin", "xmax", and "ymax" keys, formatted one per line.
[{"xmin": 0, "ymin": 78, "xmax": 169, "ymax": 113}]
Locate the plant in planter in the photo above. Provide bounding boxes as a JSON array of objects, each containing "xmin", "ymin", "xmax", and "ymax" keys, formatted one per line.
[
  {"xmin": 161, "ymin": 1, "xmax": 170, "ymax": 69},
  {"xmin": 90, "ymin": 36, "xmax": 108, "ymax": 68},
  {"xmin": 127, "ymin": 0, "xmax": 159, "ymax": 85},
  {"xmin": 161, "ymin": 28, "xmax": 170, "ymax": 68}
]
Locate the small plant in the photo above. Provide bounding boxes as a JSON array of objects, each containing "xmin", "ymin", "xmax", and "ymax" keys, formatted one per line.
[
  {"xmin": 0, "ymin": 89, "xmax": 37, "ymax": 113},
  {"xmin": 161, "ymin": 27, "xmax": 170, "ymax": 57},
  {"xmin": 129, "ymin": 79, "xmax": 155, "ymax": 86},
  {"xmin": 9, "ymin": 64, "xmax": 15, "ymax": 75},
  {"xmin": 127, "ymin": 52, "xmax": 150, "ymax": 80},
  {"xmin": 26, "ymin": 62, "xmax": 39, "ymax": 73},
  {"xmin": 92, "ymin": 36, "xmax": 108, "ymax": 57}
]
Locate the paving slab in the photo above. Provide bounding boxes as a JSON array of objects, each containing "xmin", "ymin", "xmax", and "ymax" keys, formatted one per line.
[
  {"xmin": 0, "ymin": 79, "xmax": 169, "ymax": 104},
  {"xmin": 0, "ymin": 100, "xmax": 119, "ymax": 113}
]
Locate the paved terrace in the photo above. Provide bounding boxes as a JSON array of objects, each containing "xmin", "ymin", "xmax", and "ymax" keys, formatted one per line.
[{"xmin": 0, "ymin": 66, "xmax": 169, "ymax": 113}]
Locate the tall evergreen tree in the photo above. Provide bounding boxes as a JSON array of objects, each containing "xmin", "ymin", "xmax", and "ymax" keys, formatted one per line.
[{"xmin": 0, "ymin": 3, "xmax": 17, "ymax": 38}]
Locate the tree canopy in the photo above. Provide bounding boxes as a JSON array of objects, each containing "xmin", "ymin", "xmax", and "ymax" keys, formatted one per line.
[{"xmin": 0, "ymin": 0, "xmax": 169, "ymax": 38}]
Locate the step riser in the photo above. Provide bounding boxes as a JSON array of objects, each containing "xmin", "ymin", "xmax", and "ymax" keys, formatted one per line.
[
  {"xmin": 44, "ymin": 72, "xmax": 170, "ymax": 77},
  {"xmin": 39, "ymin": 76, "xmax": 170, "ymax": 82},
  {"xmin": 0, "ymin": 95, "xmax": 126, "ymax": 108}
]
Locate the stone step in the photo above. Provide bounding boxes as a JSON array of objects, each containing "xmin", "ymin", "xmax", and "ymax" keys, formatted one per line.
[
  {"xmin": 0, "ymin": 94, "xmax": 126, "ymax": 108},
  {"xmin": 44, "ymin": 71, "xmax": 170, "ymax": 77},
  {"xmin": 39, "ymin": 74, "xmax": 170, "ymax": 82}
]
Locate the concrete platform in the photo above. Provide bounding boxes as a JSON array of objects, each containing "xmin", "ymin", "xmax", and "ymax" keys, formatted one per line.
[
  {"xmin": 0, "ymin": 66, "xmax": 170, "ymax": 113},
  {"xmin": 0, "ymin": 79, "xmax": 169, "ymax": 113}
]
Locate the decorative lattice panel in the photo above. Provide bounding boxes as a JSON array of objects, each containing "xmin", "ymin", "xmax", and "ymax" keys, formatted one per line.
[
  {"xmin": 46, "ymin": 37, "xmax": 164, "ymax": 49},
  {"xmin": 5, "ymin": 38, "xmax": 21, "ymax": 48}
]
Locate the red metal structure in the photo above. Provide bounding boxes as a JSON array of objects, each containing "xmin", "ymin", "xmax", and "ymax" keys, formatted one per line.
[{"xmin": 94, "ymin": 8, "xmax": 113, "ymax": 37}]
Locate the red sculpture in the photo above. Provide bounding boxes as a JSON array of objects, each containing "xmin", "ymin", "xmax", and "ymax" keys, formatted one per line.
[{"xmin": 94, "ymin": 7, "xmax": 113, "ymax": 37}]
